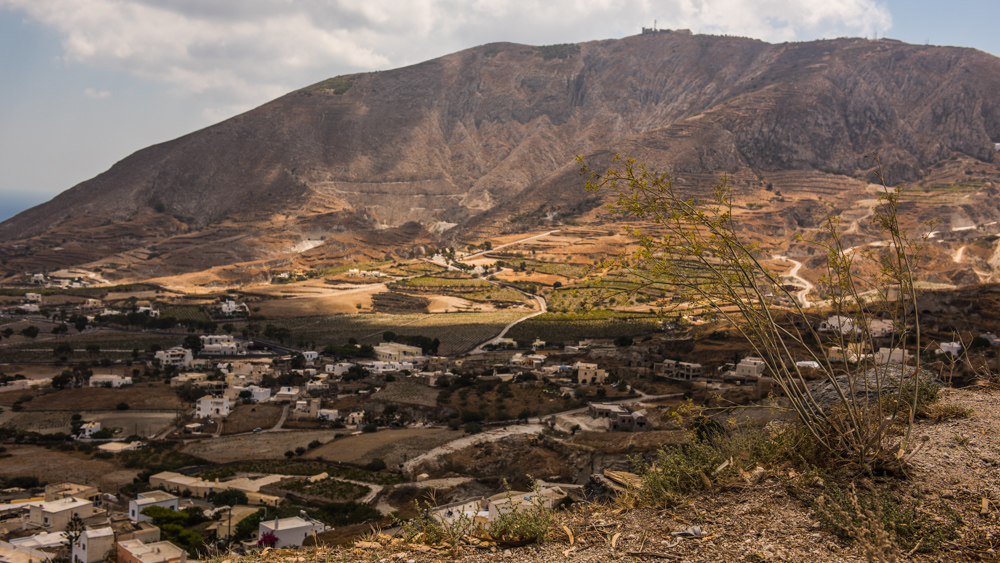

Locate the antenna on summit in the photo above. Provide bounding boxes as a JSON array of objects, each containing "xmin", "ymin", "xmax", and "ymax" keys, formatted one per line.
[{"xmin": 654, "ymin": 20, "xmax": 657, "ymax": 31}]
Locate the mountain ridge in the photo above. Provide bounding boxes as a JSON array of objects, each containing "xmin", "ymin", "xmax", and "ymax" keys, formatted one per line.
[{"xmin": 1, "ymin": 31, "xmax": 999, "ymax": 280}]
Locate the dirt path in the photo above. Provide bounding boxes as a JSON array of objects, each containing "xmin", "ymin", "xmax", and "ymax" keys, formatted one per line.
[
  {"xmin": 265, "ymin": 405, "xmax": 289, "ymax": 432},
  {"xmin": 468, "ymin": 292, "xmax": 547, "ymax": 354},
  {"xmin": 463, "ymin": 230, "xmax": 560, "ymax": 260},
  {"xmin": 402, "ymin": 424, "xmax": 545, "ymax": 474},
  {"xmin": 954, "ymin": 245, "xmax": 966, "ymax": 263}
]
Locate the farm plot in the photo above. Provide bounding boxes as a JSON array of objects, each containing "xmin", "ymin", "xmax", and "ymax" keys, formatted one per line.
[
  {"xmin": 390, "ymin": 276, "xmax": 491, "ymax": 292},
  {"xmin": 10, "ymin": 382, "xmax": 184, "ymax": 411},
  {"xmin": 220, "ymin": 404, "xmax": 284, "ymax": 435},
  {"xmin": 304, "ymin": 428, "xmax": 452, "ymax": 464},
  {"xmin": 84, "ymin": 411, "xmax": 178, "ymax": 438},
  {"xmin": 0, "ymin": 446, "xmax": 139, "ymax": 491},
  {"xmin": 197, "ymin": 460, "xmax": 402, "ymax": 484},
  {"xmin": 506, "ymin": 311, "xmax": 661, "ymax": 344},
  {"xmin": 161, "ymin": 306, "xmax": 211, "ymax": 323},
  {"xmin": 370, "ymin": 381, "xmax": 439, "ymax": 407},
  {"xmin": 277, "ymin": 478, "xmax": 370, "ymax": 503},
  {"xmin": 253, "ymin": 311, "xmax": 526, "ymax": 355},
  {"xmin": 180, "ymin": 430, "xmax": 336, "ymax": 462}
]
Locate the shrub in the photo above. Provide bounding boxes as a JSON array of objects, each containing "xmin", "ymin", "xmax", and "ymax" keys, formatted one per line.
[
  {"xmin": 365, "ymin": 458, "xmax": 387, "ymax": 471},
  {"xmin": 813, "ymin": 484, "xmax": 960, "ymax": 557},
  {"xmin": 116, "ymin": 402, "xmax": 130, "ymax": 410}
]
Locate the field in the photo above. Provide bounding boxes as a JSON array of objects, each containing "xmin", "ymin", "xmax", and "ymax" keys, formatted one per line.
[
  {"xmin": 242, "ymin": 311, "xmax": 526, "ymax": 355},
  {"xmin": 0, "ymin": 445, "xmax": 139, "ymax": 490},
  {"xmin": 278, "ymin": 478, "xmax": 370, "ymax": 502},
  {"xmin": 0, "ymin": 382, "xmax": 184, "ymax": 410},
  {"xmin": 0, "ymin": 409, "xmax": 176, "ymax": 437},
  {"xmin": 304, "ymin": 428, "xmax": 455, "ymax": 465},
  {"xmin": 370, "ymin": 381, "xmax": 439, "ymax": 407},
  {"xmin": 196, "ymin": 459, "xmax": 404, "ymax": 484},
  {"xmin": 220, "ymin": 404, "xmax": 284, "ymax": 435},
  {"xmin": 161, "ymin": 306, "xmax": 211, "ymax": 323},
  {"xmin": 0, "ymin": 328, "xmax": 180, "ymax": 361},
  {"xmin": 506, "ymin": 311, "xmax": 662, "ymax": 343},
  {"xmin": 180, "ymin": 430, "xmax": 336, "ymax": 462}
]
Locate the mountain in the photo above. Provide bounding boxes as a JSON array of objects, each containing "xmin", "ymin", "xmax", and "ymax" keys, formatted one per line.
[{"xmin": 2, "ymin": 31, "xmax": 999, "ymax": 281}]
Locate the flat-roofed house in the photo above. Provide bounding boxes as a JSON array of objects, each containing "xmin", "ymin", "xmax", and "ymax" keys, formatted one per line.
[
  {"xmin": 128, "ymin": 492, "xmax": 179, "ymax": 523},
  {"xmin": 257, "ymin": 516, "xmax": 328, "ymax": 548},
  {"xmin": 24, "ymin": 497, "xmax": 94, "ymax": 531},
  {"xmin": 117, "ymin": 539, "xmax": 186, "ymax": 563}
]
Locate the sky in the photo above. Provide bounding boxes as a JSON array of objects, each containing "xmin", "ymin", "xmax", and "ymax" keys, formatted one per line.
[{"xmin": 1, "ymin": 0, "xmax": 999, "ymax": 222}]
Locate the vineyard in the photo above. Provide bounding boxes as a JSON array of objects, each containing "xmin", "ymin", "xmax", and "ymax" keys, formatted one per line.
[
  {"xmin": 161, "ymin": 306, "xmax": 211, "ymax": 323},
  {"xmin": 245, "ymin": 311, "xmax": 525, "ymax": 355},
  {"xmin": 507, "ymin": 311, "xmax": 662, "ymax": 344},
  {"xmin": 390, "ymin": 276, "xmax": 491, "ymax": 291},
  {"xmin": 279, "ymin": 478, "xmax": 370, "ymax": 502}
]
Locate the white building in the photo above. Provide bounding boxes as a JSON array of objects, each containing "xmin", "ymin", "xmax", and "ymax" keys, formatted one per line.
[
  {"xmin": 257, "ymin": 516, "xmax": 328, "ymax": 548},
  {"xmin": 89, "ymin": 374, "xmax": 133, "ymax": 388},
  {"xmin": 272, "ymin": 387, "xmax": 300, "ymax": 403},
  {"xmin": 654, "ymin": 360, "xmax": 704, "ymax": 380},
  {"xmin": 200, "ymin": 335, "xmax": 247, "ymax": 356},
  {"xmin": 117, "ymin": 539, "xmax": 186, "ymax": 563},
  {"xmin": 219, "ymin": 300, "xmax": 240, "ymax": 315},
  {"xmin": 78, "ymin": 421, "xmax": 101, "ymax": 438},
  {"xmin": 23, "ymin": 292, "xmax": 42, "ymax": 303},
  {"xmin": 232, "ymin": 385, "xmax": 271, "ymax": 403},
  {"xmin": 155, "ymin": 347, "xmax": 193, "ymax": 368},
  {"xmin": 325, "ymin": 363, "xmax": 353, "ymax": 376},
  {"xmin": 72, "ymin": 527, "xmax": 114, "ymax": 563},
  {"xmin": 24, "ymin": 497, "xmax": 94, "ymax": 531},
  {"xmin": 345, "ymin": 411, "xmax": 365, "ymax": 426},
  {"xmin": 169, "ymin": 373, "xmax": 208, "ymax": 387},
  {"xmin": 575, "ymin": 362, "xmax": 607, "ymax": 385},
  {"xmin": 10, "ymin": 531, "xmax": 67, "ymax": 551},
  {"xmin": 875, "ymin": 347, "xmax": 912, "ymax": 365},
  {"xmin": 818, "ymin": 316, "xmax": 860, "ymax": 336},
  {"xmin": 734, "ymin": 357, "xmax": 766, "ymax": 378},
  {"xmin": 374, "ymin": 342, "xmax": 424, "ymax": 362},
  {"xmin": 195, "ymin": 396, "xmax": 231, "ymax": 419},
  {"xmin": 935, "ymin": 342, "xmax": 963, "ymax": 358},
  {"xmin": 135, "ymin": 306, "xmax": 159, "ymax": 318},
  {"xmin": 317, "ymin": 409, "xmax": 340, "ymax": 421},
  {"xmin": 302, "ymin": 351, "xmax": 318, "ymax": 362},
  {"xmin": 128, "ymin": 492, "xmax": 179, "ymax": 523}
]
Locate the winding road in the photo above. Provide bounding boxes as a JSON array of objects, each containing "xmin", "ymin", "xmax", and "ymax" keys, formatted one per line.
[{"xmin": 773, "ymin": 255, "xmax": 814, "ymax": 307}]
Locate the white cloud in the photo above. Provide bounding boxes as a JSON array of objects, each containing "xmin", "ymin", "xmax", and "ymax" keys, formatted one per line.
[
  {"xmin": 83, "ymin": 87, "xmax": 110, "ymax": 99},
  {"xmin": 1, "ymin": 0, "xmax": 891, "ymax": 120}
]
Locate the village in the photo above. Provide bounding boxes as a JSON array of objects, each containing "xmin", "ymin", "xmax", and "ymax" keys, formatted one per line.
[{"xmin": 1, "ymin": 275, "xmax": 996, "ymax": 563}]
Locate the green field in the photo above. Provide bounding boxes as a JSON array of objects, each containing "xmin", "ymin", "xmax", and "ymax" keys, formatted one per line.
[
  {"xmin": 245, "ymin": 311, "xmax": 525, "ymax": 355},
  {"xmin": 161, "ymin": 307, "xmax": 211, "ymax": 323},
  {"xmin": 507, "ymin": 311, "xmax": 661, "ymax": 343}
]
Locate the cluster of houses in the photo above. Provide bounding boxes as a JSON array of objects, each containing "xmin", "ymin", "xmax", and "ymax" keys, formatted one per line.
[{"xmin": 0, "ymin": 471, "xmax": 333, "ymax": 563}]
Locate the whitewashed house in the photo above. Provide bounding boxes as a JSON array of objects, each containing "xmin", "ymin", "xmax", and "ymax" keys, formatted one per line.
[
  {"xmin": 88, "ymin": 374, "xmax": 133, "ymax": 388},
  {"xmin": 195, "ymin": 396, "xmax": 231, "ymax": 419},
  {"xmin": 258, "ymin": 516, "xmax": 328, "ymax": 548},
  {"xmin": 155, "ymin": 347, "xmax": 193, "ymax": 368},
  {"xmin": 128, "ymin": 491, "xmax": 179, "ymax": 523}
]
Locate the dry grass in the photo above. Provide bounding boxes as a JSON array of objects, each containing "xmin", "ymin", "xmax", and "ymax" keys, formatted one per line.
[
  {"xmin": 2, "ymin": 382, "xmax": 184, "ymax": 410},
  {"xmin": 220, "ymin": 403, "xmax": 284, "ymax": 435},
  {"xmin": 304, "ymin": 428, "xmax": 450, "ymax": 463}
]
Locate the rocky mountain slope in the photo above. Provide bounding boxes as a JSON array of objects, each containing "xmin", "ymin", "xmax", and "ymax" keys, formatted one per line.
[{"xmin": 2, "ymin": 31, "xmax": 999, "ymax": 280}]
